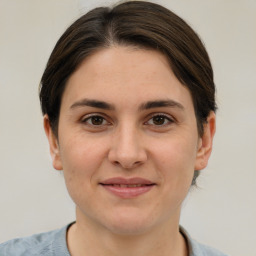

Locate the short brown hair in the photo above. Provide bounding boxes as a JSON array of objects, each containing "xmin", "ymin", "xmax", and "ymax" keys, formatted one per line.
[{"xmin": 39, "ymin": 1, "xmax": 217, "ymax": 184}]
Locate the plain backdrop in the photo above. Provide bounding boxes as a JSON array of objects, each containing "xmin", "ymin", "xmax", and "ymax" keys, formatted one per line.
[{"xmin": 0, "ymin": 1, "xmax": 255, "ymax": 255}]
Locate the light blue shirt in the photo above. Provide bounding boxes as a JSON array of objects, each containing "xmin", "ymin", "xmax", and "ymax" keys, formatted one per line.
[{"xmin": 0, "ymin": 224, "xmax": 229, "ymax": 256}]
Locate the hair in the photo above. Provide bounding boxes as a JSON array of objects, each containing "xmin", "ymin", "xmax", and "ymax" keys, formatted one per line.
[{"xmin": 39, "ymin": 0, "xmax": 217, "ymax": 185}]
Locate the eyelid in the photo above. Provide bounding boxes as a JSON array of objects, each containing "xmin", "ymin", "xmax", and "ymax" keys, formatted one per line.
[
  {"xmin": 148, "ymin": 112, "xmax": 174, "ymax": 120},
  {"xmin": 144, "ymin": 113, "xmax": 175, "ymax": 126},
  {"xmin": 81, "ymin": 113, "xmax": 111, "ymax": 125},
  {"xmin": 80, "ymin": 112, "xmax": 175, "ymax": 127}
]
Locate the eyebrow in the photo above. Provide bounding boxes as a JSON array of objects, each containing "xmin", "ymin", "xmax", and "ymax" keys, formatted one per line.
[
  {"xmin": 138, "ymin": 99, "xmax": 184, "ymax": 111},
  {"xmin": 70, "ymin": 98, "xmax": 184, "ymax": 111},
  {"xmin": 70, "ymin": 99, "xmax": 115, "ymax": 110}
]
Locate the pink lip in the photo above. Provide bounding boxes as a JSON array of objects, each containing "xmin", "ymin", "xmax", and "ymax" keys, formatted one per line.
[{"xmin": 100, "ymin": 177, "xmax": 156, "ymax": 198}]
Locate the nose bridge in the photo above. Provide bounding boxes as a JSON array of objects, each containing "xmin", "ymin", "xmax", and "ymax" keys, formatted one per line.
[
  {"xmin": 118, "ymin": 123, "xmax": 139, "ymax": 153},
  {"xmin": 108, "ymin": 121, "xmax": 147, "ymax": 168}
]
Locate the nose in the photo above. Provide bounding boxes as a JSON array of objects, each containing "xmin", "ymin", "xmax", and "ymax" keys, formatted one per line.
[{"xmin": 108, "ymin": 124, "xmax": 147, "ymax": 169}]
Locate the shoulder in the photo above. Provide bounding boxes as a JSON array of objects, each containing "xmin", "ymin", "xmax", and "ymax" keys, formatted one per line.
[
  {"xmin": 180, "ymin": 226, "xmax": 229, "ymax": 256},
  {"xmin": 0, "ymin": 224, "xmax": 71, "ymax": 256},
  {"xmin": 190, "ymin": 239, "xmax": 229, "ymax": 256}
]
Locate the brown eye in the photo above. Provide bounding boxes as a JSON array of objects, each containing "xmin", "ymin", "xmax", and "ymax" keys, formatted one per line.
[
  {"xmin": 147, "ymin": 114, "xmax": 173, "ymax": 126},
  {"xmin": 82, "ymin": 115, "xmax": 108, "ymax": 126},
  {"xmin": 90, "ymin": 116, "xmax": 104, "ymax": 125},
  {"xmin": 152, "ymin": 116, "xmax": 166, "ymax": 125}
]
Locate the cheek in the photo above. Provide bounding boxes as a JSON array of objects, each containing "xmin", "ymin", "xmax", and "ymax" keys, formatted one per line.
[
  {"xmin": 58, "ymin": 135, "xmax": 108, "ymax": 194},
  {"xmin": 153, "ymin": 136, "xmax": 197, "ymax": 186}
]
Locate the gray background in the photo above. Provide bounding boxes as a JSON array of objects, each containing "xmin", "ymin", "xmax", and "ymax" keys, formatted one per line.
[{"xmin": 0, "ymin": 1, "xmax": 255, "ymax": 255}]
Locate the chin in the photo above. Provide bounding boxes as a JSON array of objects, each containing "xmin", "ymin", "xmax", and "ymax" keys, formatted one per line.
[{"xmin": 103, "ymin": 210, "xmax": 158, "ymax": 236}]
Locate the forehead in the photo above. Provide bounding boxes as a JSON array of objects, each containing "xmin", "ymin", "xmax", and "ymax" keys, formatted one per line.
[{"xmin": 61, "ymin": 46, "xmax": 194, "ymax": 111}]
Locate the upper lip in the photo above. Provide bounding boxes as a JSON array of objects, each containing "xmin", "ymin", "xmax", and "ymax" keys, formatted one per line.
[{"xmin": 100, "ymin": 177, "xmax": 155, "ymax": 185}]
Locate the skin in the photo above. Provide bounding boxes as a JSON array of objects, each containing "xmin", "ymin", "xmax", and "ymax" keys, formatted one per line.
[{"xmin": 44, "ymin": 46, "xmax": 215, "ymax": 256}]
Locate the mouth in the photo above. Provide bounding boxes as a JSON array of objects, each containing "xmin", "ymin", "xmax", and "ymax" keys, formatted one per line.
[
  {"xmin": 103, "ymin": 184, "xmax": 153, "ymax": 188},
  {"xmin": 99, "ymin": 177, "xmax": 156, "ymax": 198}
]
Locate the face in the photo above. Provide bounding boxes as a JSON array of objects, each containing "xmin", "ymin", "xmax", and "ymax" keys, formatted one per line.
[{"xmin": 45, "ymin": 46, "xmax": 215, "ymax": 235}]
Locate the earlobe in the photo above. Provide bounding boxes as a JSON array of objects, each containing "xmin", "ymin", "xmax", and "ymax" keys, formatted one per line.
[
  {"xmin": 194, "ymin": 111, "xmax": 216, "ymax": 171},
  {"xmin": 43, "ymin": 115, "xmax": 63, "ymax": 170}
]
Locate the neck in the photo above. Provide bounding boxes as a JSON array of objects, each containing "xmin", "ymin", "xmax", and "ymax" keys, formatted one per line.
[{"xmin": 67, "ymin": 208, "xmax": 188, "ymax": 256}]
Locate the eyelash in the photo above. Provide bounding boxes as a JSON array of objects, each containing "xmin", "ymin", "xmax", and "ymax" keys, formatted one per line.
[
  {"xmin": 145, "ymin": 114, "xmax": 174, "ymax": 127},
  {"xmin": 80, "ymin": 113, "xmax": 174, "ymax": 128},
  {"xmin": 81, "ymin": 114, "xmax": 110, "ymax": 127}
]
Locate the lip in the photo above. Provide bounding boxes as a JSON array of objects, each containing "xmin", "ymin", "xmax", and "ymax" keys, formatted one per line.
[{"xmin": 99, "ymin": 177, "xmax": 156, "ymax": 198}]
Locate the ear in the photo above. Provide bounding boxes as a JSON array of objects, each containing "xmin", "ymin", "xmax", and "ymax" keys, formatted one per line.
[
  {"xmin": 194, "ymin": 111, "xmax": 216, "ymax": 171},
  {"xmin": 43, "ymin": 115, "xmax": 63, "ymax": 170}
]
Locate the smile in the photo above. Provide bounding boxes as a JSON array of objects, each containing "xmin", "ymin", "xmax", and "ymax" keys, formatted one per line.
[
  {"xmin": 100, "ymin": 177, "xmax": 156, "ymax": 198},
  {"xmin": 106, "ymin": 184, "xmax": 152, "ymax": 188}
]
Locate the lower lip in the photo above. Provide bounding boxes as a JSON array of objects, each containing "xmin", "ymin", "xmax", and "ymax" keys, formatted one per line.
[{"xmin": 101, "ymin": 185, "xmax": 154, "ymax": 198}]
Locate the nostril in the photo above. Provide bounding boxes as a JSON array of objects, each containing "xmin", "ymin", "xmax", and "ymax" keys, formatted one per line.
[
  {"xmin": 108, "ymin": 145, "xmax": 147, "ymax": 169},
  {"xmin": 115, "ymin": 160, "xmax": 143, "ymax": 169},
  {"xmin": 113, "ymin": 161, "xmax": 120, "ymax": 166}
]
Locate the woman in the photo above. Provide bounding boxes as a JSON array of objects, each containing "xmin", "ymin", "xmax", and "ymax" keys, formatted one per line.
[{"xmin": 0, "ymin": 1, "xmax": 228, "ymax": 255}]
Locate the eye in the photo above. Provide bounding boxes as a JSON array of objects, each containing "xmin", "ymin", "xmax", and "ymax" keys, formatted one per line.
[
  {"xmin": 81, "ymin": 115, "xmax": 109, "ymax": 126},
  {"xmin": 146, "ymin": 114, "xmax": 174, "ymax": 126}
]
